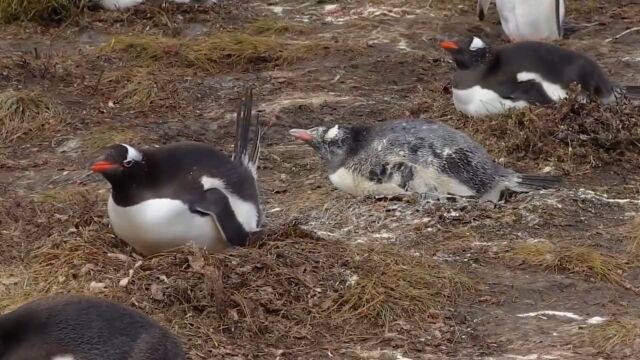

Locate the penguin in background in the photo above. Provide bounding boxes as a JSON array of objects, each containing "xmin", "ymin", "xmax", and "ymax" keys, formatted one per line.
[
  {"xmin": 91, "ymin": 87, "xmax": 263, "ymax": 256},
  {"xmin": 0, "ymin": 295, "xmax": 185, "ymax": 360},
  {"xmin": 477, "ymin": 0, "xmax": 565, "ymax": 42},
  {"xmin": 289, "ymin": 119, "xmax": 561, "ymax": 202},
  {"xmin": 440, "ymin": 36, "xmax": 640, "ymax": 117}
]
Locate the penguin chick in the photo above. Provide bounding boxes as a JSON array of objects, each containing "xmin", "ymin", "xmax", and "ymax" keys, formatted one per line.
[
  {"xmin": 440, "ymin": 36, "xmax": 637, "ymax": 117},
  {"xmin": 0, "ymin": 295, "xmax": 185, "ymax": 360},
  {"xmin": 290, "ymin": 119, "xmax": 561, "ymax": 202}
]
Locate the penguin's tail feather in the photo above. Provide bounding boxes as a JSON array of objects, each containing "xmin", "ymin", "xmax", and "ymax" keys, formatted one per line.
[
  {"xmin": 233, "ymin": 87, "xmax": 262, "ymax": 179},
  {"xmin": 622, "ymin": 85, "xmax": 640, "ymax": 99},
  {"xmin": 510, "ymin": 174, "xmax": 563, "ymax": 192}
]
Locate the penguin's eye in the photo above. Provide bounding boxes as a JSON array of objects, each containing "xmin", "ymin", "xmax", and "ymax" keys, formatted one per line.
[{"xmin": 123, "ymin": 160, "xmax": 134, "ymax": 167}]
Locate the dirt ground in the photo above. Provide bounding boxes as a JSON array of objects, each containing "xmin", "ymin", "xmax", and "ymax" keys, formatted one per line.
[{"xmin": 2, "ymin": 0, "xmax": 640, "ymax": 359}]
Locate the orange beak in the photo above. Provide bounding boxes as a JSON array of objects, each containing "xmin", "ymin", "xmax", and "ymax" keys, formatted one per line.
[
  {"xmin": 90, "ymin": 161, "xmax": 117, "ymax": 173},
  {"xmin": 439, "ymin": 41, "xmax": 459, "ymax": 50},
  {"xmin": 289, "ymin": 129, "xmax": 313, "ymax": 142}
]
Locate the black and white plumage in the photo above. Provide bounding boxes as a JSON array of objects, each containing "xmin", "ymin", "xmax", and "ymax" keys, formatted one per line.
[
  {"xmin": 290, "ymin": 119, "xmax": 561, "ymax": 202},
  {"xmin": 91, "ymin": 88, "xmax": 262, "ymax": 256},
  {"xmin": 0, "ymin": 295, "xmax": 185, "ymax": 360},
  {"xmin": 440, "ymin": 36, "xmax": 640, "ymax": 117},
  {"xmin": 477, "ymin": 0, "xmax": 565, "ymax": 42}
]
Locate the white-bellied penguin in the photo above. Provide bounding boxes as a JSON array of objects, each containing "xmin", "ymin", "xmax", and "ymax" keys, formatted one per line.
[
  {"xmin": 0, "ymin": 295, "xmax": 185, "ymax": 360},
  {"xmin": 477, "ymin": 0, "xmax": 565, "ymax": 42},
  {"xmin": 91, "ymin": 88, "xmax": 263, "ymax": 256},
  {"xmin": 289, "ymin": 119, "xmax": 562, "ymax": 202},
  {"xmin": 440, "ymin": 36, "xmax": 640, "ymax": 117}
]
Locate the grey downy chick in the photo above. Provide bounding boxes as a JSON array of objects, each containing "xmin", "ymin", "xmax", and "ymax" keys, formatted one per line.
[
  {"xmin": 290, "ymin": 119, "xmax": 561, "ymax": 202},
  {"xmin": 0, "ymin": 295, "xmax": 185, "ymax": 360}
]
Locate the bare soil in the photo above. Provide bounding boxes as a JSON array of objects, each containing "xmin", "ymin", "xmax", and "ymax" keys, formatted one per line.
[{"xmin": 2, "ymin": 0, "xmax": 640, "ymax": 359}]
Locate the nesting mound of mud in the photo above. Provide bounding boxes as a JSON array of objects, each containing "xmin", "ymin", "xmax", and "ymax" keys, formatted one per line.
[{"xmin": 1, "ymin": 189, "xmax": 470, "ymax": 357}]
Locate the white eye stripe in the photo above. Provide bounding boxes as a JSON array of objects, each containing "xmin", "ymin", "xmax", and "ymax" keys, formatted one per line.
[
  {"xmin": 469, "ymin": 36, "xmax": 486, "ymax": 50},
  {"xmin": 122, "ymin": 144, "xmax": 142, "ymax": 162},
  {"xmin": 325, "ymin": 125, "xmax": 340, "ymax": 140}
]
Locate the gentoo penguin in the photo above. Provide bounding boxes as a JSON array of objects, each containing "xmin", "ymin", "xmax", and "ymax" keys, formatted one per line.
[
  {"xmin": 91, "ymin": 88, "xmax": 262, "ymax": 256},
  {"xmin": 477, "ymin": 0, "xmax": 565, "ymax": 42},
  {"xmin": 440, "ymin": 36, "xmax": 637, "ymax": 117},
  {"xmin": 289, "ymin": 119, "xmax": 561, "ymax": 202},
  {"xmin": 0, "ymin": 295, "xmax": 185, "ymax": 360}
]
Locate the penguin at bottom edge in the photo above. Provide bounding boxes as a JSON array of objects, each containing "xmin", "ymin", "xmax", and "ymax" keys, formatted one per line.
[{"xmin": 0, "ymin": 295, "xmax": 185, "ymax": 360}]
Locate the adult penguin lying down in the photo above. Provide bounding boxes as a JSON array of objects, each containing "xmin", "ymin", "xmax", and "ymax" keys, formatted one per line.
[{"xmin": 91, "ymin": 88, "xmax": 263, "ymax": 256}]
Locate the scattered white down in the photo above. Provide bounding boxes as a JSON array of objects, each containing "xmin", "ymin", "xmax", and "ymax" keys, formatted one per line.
[
  {"xmin": 586, "ymin": 316, "xmax": 607, "ymax": 324},
  {"xmin": 516, "ymin": 71, "xmax": 568, "ymax": 101},
  {"xmin": 517, "ymin": 310, "xmax": 583, "ymax": 320},
  {"xmin": 496, "ymin": 0, "xmax": 565, "ymax": 42},
  {"xmin": 517, "ymin": 310, "xmax": 608, "ymax": 325},
  {"xmin": 453, "ymin": 85, "xmax": 529, "ymax": 117}
]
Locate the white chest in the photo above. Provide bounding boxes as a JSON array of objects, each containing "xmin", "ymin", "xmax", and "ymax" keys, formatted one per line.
[
  {"xmin": 453, "ymin": 86, "xmax": 529, "ymax": 117},
  {"xmin": 328, "ymin": 167, "xmax": 406, "ymax": 197},
  {"xmin": 107, "ymin": 196, "xmax": 227, "ymax": 255},
  {"xmin": 496, "ymin": 0, "xmax": 564, "ymax": 42},
  {"xmin": 411, "ymin": 167, "xmax": 476, "ymax": 198}
]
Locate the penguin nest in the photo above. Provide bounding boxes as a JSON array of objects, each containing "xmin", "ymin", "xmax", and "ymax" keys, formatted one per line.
[
  {"xmin": 397, "ymin": 85, "xmax": 640, "ymax": 174},
  {"xmin": 2, "ymin": 188, "xmax": 471, "ymax": 357},
  {"xmin": 0, "ymin": 0, "xmax": 85, "ymax": 24}
]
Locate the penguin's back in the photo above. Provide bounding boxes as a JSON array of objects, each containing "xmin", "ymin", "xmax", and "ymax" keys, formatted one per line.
[{"xmin": 0, "ymin": 295, "xmax": 185, "ymax": 360}]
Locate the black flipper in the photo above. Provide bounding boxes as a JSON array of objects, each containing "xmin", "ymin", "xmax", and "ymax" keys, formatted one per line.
[
  {"xmin": 495, "ymin": 80, "xmax": 555, "ymax": 105},
  {"xmin": 189, "ymin": 188, "xmax": 251, "ymax": 247},
  {"xmin": 622, "ymin": 85, "xmax": 640, "ymax": 99}
]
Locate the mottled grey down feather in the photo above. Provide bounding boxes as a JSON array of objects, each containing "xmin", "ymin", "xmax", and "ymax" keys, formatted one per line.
[{"xmin": 293, "ymin": 119, "xmax": 561, "ymax": 202}]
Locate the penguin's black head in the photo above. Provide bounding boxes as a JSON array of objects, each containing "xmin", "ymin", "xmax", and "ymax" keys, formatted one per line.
[
  {"xmin": 440, "ymin": 36, "xmax": 491, "ymax": 70},
  {"xmin": 90, "ymin": 144, "xmax": 146, "ymax": 184},
  {"xmin": 289, "ymin": 125, "xmax": 354, "ymax": 168}
]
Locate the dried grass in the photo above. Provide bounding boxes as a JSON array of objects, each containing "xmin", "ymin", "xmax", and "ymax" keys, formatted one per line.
[
  {"xmin": 0, "ymin": 90, "xmax": 60, "ymax": 143},
  {"xmin": 247, "ymin": 19, "xmax": 310, "ymax": 36},
  {"xmin": 508, "ymin": 243, "xmax": 626, "ymax": 284},
  {"xmin": 103, "ymin": 67, "xmax": 162, "ymax": 107},
  {"xmin": 0, "ymin": 0, "xmax": 86, "ymax": 23},
  {"xmin": 84, "ymin": 127, "xmax": 136, "ymax": 152},
  {"xmin": 626, "ymin": 215, "xmax": 640, "ymax": 259},
  {"xmin": 575, "ymin": 319, "xmax": 640, "ymax": 353},
  {"xmin": 0, "ymin": 201, "xmax": 471, "ymax": 357},
  {"xmin": 105, "ymin": 33, "xmax": 339, "ymax": 72}
]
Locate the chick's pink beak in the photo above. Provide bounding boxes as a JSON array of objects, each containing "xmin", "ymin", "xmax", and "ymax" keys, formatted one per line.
[{"xmin": 289, "ymin": 129, "xmax": 313, "ymax": 142}]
